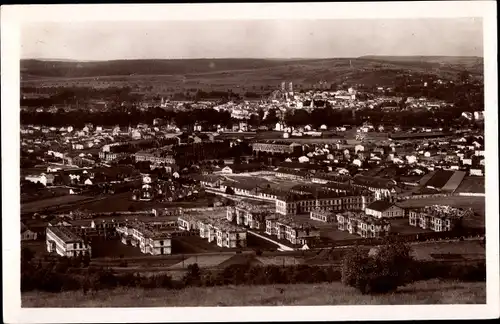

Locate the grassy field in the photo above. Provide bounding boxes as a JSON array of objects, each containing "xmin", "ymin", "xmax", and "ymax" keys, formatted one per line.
[
  {"xmin": 411, "ymin": 241, "xmax": 485, "ymax": 261},
  {"xmin": 398, "ymin": 196, "xmax": 485, "ymax": 228},
  {"xmin": 21, "ymin": 279, "xmax": 486, "ymax": 307},
  {"xmin": 455, "ymin": 177, "xmax": 485, "ymax": 194}
]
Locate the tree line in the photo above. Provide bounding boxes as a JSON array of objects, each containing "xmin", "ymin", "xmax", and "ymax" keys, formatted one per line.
[{"xmin": 21, "ymin": 240, "xmax": 485, "ymax": 295}]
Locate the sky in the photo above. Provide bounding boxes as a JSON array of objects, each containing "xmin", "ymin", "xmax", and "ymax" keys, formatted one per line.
[{"xmin": 21, "ymin": 18, "xmax": 483, "ymax": 60}]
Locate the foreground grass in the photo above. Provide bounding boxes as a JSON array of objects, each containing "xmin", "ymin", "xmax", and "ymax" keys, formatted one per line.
[{"xmin": 22, "ymin": 279, "xmax": 485, "ymax": 307}]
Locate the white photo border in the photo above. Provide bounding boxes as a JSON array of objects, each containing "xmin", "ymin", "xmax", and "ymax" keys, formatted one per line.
[{"xmin": 2, "ymin": 1, "xmax": 498, "ymax": 322}]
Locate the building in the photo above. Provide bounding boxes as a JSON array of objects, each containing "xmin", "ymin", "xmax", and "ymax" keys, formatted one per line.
[
  {"xmin": 365, "ymin": 200, "xmax": 405, "ymax": 219},
  {"xmin": 474, "ymin": 111, "xmax": 485, "ymax": 121},
  {"xmin": 275, "ymin": 187, "xmax": 372, "ymax": 216},
  {"xmin": 178, "ymin": 214, "xmax": 202, "ymax": 232},
  {"xmin": 227, "ymin": 201, "xmax": 275, "ymax": 230},
  {"xmin": 309, "ymin": 208, "xmax": 335, "ymax": 223},
  {"xmin": 25, "ymin": 173, "xmax": 55, "ymax": 186},
  {"xmin": 46, "ymin": 226, "xmax": 91, "ymax": 257},
  {"xmin": 116, "ymin": 221, "xmax": 172, "ymax": 255},
  {"xmin": 351, "ymin": 175, "xmax": 399, "ymax": 200},
  {"xmin": 198, "ymin": 218, "xmax": 247, "ymax": 248},
  {"xmin": 336, "ymin": 212, "xmax": 391, "ymax": 238},
  {"xmin": 266, "ymin": 216, "xmax": 320, "ymax": 246},
  {"xmin": 408, "ymin": 205, "xmax": 469, "ymax": 232},
  {"xmin": 252, "ymin": 141, "xmax": 302, "ymax": 155},
  {"xmin": 134, "ymin": 151, "xmax": 176, "ymax": 164},
  {"xmin": 21, "ymin": 223, "xmax": 38, "ymax": 241},
  {"xmin": 98, "ymin": 151, "xmax": 127, "ymax": 162}
]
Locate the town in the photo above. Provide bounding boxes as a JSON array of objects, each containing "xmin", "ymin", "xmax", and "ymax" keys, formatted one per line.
[{"xmin": 21, "ymin": 71, "xmax": 486, "ymax": 273}]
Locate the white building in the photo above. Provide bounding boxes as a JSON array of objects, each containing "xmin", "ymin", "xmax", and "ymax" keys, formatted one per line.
[
  {"xmin": 365, "ymin": 201, "xmax": 404, "ymax": 219},
  {"xmin": 25, "ymin": 173, "xmax": 54, "ymax": 186},
  {"xmin": 46, "ymin": 226, "xmax": 91, "ymax": 257},
  {"xmin": 21, "ymin": 223, "xmax": 38, "ymax": 241},
  {"xmin": 470, "ymin": 169, "xmax": 483, "ymax": 176},
  {"xmin": 116, "ymin": 222, "xmax": 172, "ymax": 255},
  {"xmin": 298, "ymin": 156, "xmax": 310, "ymax": 163}
]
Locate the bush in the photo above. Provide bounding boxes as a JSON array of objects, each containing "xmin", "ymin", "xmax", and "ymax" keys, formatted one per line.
[{"xmin": 183, "ymin": 263, "xmax": 202, "ymax": 286}]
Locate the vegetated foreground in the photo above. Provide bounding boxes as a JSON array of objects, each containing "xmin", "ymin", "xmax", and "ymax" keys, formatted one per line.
[{"xmin": 22, "ymin": 279, "xmax": 485, "ymax": 307}]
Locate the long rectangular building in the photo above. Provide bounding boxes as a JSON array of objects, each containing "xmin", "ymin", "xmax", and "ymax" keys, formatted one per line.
[
  {"xmin": 275, "ymin": 187, "xmax": 374, "ymax": 216},
  {"xmin": 46, "ymin": 226, "xmax": 91, "ymax": 257},
  {"xmin": 252, "ymin": 141, "xmax": 302, "ymax": 155}
]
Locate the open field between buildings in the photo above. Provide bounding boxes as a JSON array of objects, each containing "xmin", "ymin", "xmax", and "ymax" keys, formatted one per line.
[
  {"xmin": 21, "ymin": 279, "xmax": 486, "ymax": 307},
  {"xmin": 74, "ymin": 192, "xmax": 213, "ymax": 213},
  {"xmin": 21, "ymin": 195, "xmax": 95, "ymax": 213}
]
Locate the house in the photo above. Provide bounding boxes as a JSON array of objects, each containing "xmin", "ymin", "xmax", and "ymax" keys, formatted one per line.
[
  {"xmin": 298, "ymin": 156, "xmax": 310, "ymax": 163},
  {"xmin": 352, "ymin": 159, "xmax": 362, "ymax": 167},
  {"xmin": 470, "ymin": 169, "xmax": 483, "ymax": 176},
  {"xmin": 462, "ymin": 158, "xmax": 472, "ymax": 166},
  {"xmin": 46, "ymin": 226, "xmax": 91, "ymax": 257},
  {"xmin": 354, "ymin": 144, "xmax": 365, "ymax": 153},
  {"xmin": 21, "ymin": 223, "xmax": 38, "ymax": 241},
  {"xmin": 474, "ymin": 111, "xmax": 484, "ymax": 121},
  {"xmin": 406, "ymin": 155, "xmax": 418, "ymax": 164},
  {"xmin": 365, "ymin": 200, "xmax": 404, "ymax": 219},
  {"xmin": 25, "ymin": 173, "xmax": 55, "ymax": 186},
  {"xmin": 461, "ymin": 112, "xmax": 473, "ymax": 120}
]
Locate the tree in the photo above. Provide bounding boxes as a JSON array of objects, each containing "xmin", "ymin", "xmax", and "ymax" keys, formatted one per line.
[
  {"xmin": 341, "ymin": 240, "xmax": 414, "ymax": 294},
  {"xmin": 183, "ymin": 263, "xmax": 201, "ymax": 286},
  {"xmin": 264, "ymin": 108, "xmax": 280, "ymax": 126}
]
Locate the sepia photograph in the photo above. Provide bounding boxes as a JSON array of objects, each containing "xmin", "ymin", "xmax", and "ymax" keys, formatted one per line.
[{"xmin": 2, "ymin": 2, "xmax": 499, "ymax": 323}]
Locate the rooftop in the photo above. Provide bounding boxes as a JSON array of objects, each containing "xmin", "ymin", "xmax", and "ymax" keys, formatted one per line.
[
  {"xmin": 340, "ymin": 211, "xmax": 390, "ymax": 226},
  {"xmin": 352, "ymin": 175, "xmax": 397, "ymax": 189},
  {"xmin": 48, "ymin": 226, "xmax": 84, "ymax": 243},
  {"xmin": 420, "ymin": 205, "xmax": 472, "ymax": 219},
  {"xmin": 275, "ymin": 215, "xmax": 317, "ymax": 230},
  {"xmin": 235, "ymin": 201, "xmax": 275, "ymax": 214},
  {"xmin": 366, "ymin": 200, "xmax": 396, "ymax": 212}
]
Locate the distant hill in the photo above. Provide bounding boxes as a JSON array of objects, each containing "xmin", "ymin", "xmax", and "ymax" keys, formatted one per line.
[
  {"xmin": 358, "ymin": 55, "xmax": 483, "ymax": 74},
  {"xmin": 20, "ymin": 56, "xmax": 483, "ymax": 88}
]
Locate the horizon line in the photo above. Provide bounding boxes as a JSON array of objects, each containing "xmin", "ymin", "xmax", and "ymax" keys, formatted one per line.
[{"xmin": 21, "ymin": 55, "xmax": 484, "ymax": 62}]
